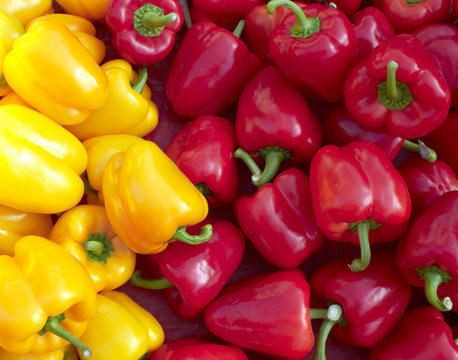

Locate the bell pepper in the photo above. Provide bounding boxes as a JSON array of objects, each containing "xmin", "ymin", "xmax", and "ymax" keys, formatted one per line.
[
  {"xmin": 0, "ymin": 91, "xmax": 33, "ymax": 108},
  {"xmin": 165, "ymin": 115, "xmax": 239, "ymax": 208},
  {"xmin": 3, "ymin": 19, "xmax": 108, "ymax": 126},
  {"xmin": 372, "ymin": 0, "xmax": 451, "ymax": 33},
  {"xmin": 309, "ymin": 253, "xmax": 412, "ymax": 359},
  {"xmin": 55, "ymin": 0, "xmax": 110, "ymax": 22},
  {"xmin": 0, "ymin": 104, "xmax": 87, "ymax": 214},
  {"xmin": 49, "ymin": 204, "xmax": 136, "ymax": 292},
  {"xmin": 0, "ymin": 345, "xmax": 78, "ymax": 360},
  {"xmin": 131, "ymin": 217, "xmax": 245, "ymax": 319},
  {"xmin": 77, "ymin": 291, "xmax": 164, "ymax": 360},
  {"xmin": 234, "ymin": 65, "xmax": 322, "ymax": 187},
  {"xmin": 149, "ymin": 338, "xmax": 207, "ymax": 359},
  {"xmin": 0, "ymin": 204, "xmax": 53, "ymax": 256},
  {"xmin": 0, "ymin": 0, "xmax": 52, "ymax": 26},
  {"xmin": 165, "ymin": 20, "xmax": 262, "ymax": 119},
  {"xmin": 396, "ymin": 191, "xmax": 458, "ymax": 312},
  {"xmin": 105, "ymin": 0, "xmax": 184, "ymax": 66},
  {"xmin": 412, "ymin": 23, "xmax": 458, "ymax": 109},
  {"xmin": 309, "ymin": 140, "xmax": 411, "ymax": 271},
  {"xmin": 266, "ymin": 0, "xmax": 357, "ymax": 103},
  {"xmin": 369, "ymin": 306, "xmax": 458, "ymax": 360},
  {"xmin": 102, "ymin": 139, "xmax": 212, "ymax": 254},
  {"xmin": 321, "ymin": 0, "xmax": 361, "ymax": 16},
  {"xmin": 66, "ymin": 60, "xmax": 158, "ymax": 141},
  {"xmin": 0, "ymin": 235, "xmax": 96, "ymax": 357},
  {"xmin": 344, "ymin": 34, "xmax": 451, "ymax": 139},
  {"xmin": 233, "ymin": 168, "xmax": 324, "ymax": 269}
]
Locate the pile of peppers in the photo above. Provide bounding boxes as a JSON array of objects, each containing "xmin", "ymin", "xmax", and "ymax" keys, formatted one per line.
[{"xmin": 0, "ymin": 0, "xmax": 457, "ymax": 359}]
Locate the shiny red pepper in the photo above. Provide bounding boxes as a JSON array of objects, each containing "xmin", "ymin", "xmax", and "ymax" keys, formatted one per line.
[
  {"xmin": 105, "ymin": 0, "xmax": 184, "ymax": 66},
  {"xmin": 369, "ymin": 306, "xmax": 458, "ymax": 360},
  {"xmin": 309, "ymin": 140, "xmax": 411, "ymax": 271},
  {"xmin": 266, "ymin": 0, "xmax": 357, "ymax": 102},
  {"xmin": 344, "ymin": 34, "xmax": 451, "ymax": 139},
  {"xmin": 233, "ymin": 168, "xmax": 324, "ymax": 269},
  {"xmin": 396, "ymin": 191, "xmax": 458, "ymax": 313},
  {"xmin": 165, "ymin": 20, "xmax": 262, "ymax": 119},
  {"xmin": 165, "ymin": 115, "xmax": 239, "ymax": 208}
]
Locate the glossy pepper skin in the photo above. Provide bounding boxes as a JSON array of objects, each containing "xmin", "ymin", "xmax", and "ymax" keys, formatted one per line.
[
  {"xmin": 66, "ymin": 59, "xmax": 158, "ymax": 141},
  {"xmin": 0, "ymin": 105, "xmax": 87, "ymax": 214},
  {"xmin": 267, "ymin": 0, "xmax": 357, "ymax": 103},
  {"xmin": 344, "ymin": 34, "xmax": 451, "ymax": 139},
  {"xmin": 165, "ymin": 115, "xmax": 239, "ymax": 208},
  {"xmin": 49, "ymin": 204, "xmax": 136, "ymax": 292},
  {"xmin": 369, "ymin": 306, "xmax": 458, "ymax": 360},
  {"xmin": 103, "ymin": 139, "xmax": 211, "ymax": 254},
  {"xmin": 3, "ymin": 19, "xmax": 108, "ymax": 126},
  {"xmin": 204, "ymin": 269, "xmax": 315, "ymax": 359},
  {"xmin": 396, "ymin": 191, "xmax": 458, "ymax": 313},
  {"xmin": 55, "ymin": 0, "xmax": 110, "ymax": 22},
  {"xmin": 0, "ymin": 235, "xmax": 96, "ymax": 356},
  {"xmin": 0, "ymin": 345, "xmax": 78, "ymax": 360},
  {"xmin": 165, "ymin": 20, "xmax": 262, "ymax": 119},
  {"xmin": 105, "ymin": 0, "xmax": 184, "ymax": 66},
  {"xmin": 0, "ymin": 204, "xmax": 53, "ymax": 256},
  {"xmin": 309, "ymin": 141, "xmax": 411, "ymax": 271},
  {"xmin": 151, "ymin": 342, "xmax": 249, "ymax": 360},
  {"xmin": 234, "ymin": 168, "xmax": 324, "ymax": 269},
  {"xmin": 0, "ymin": 0, "xmax": 52, "ymax": 26}
]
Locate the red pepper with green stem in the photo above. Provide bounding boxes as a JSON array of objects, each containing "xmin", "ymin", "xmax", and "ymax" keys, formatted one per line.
[
  {"xmin": 105, "ymin": 0, "xmax": 184, "ymax": 66},
  {"xmin": 309, "ymin": 140, "xmax": 411, "ymax": 272}
]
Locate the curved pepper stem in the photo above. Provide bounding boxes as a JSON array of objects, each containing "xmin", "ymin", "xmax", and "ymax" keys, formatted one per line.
[
  {"xmin": 232, "ymin": 20, "xmax": 245, "ymax": 38},
  {"xmin": 131, "ymin": 66, "xmax": 148, "ymax": 94},
  {"xmin": 39, "ymin": 314, "xmax": 92, "ymax": 358},
  {"xmin": 416, "ymin": 265, "xmax": 453, "ymax": 312},
  {"xmin": 130, "ymin": 270, "xmax": 174, "ymax": 290},
  {"xmin": 83, "ymin": 233, "xmax": 114, "ymax": 264},
  {"xmin": 401, "ymin": 139, "xmax": 437, "ymax": 162},
  {"xmin": 266, "ymin": 0, "xmax": 320, "ymax": 38},
  {"xmin": 172, "ymin": 224, "xmax": 213, "ymax": 245},
  {"xmin": 134, "ymin": 4, "xmax": 177, "ymax": 37},
  {"xmin": 314, "ymin": 304, "xmax": 344, "ymax": 360},
  {"xmin": 349, "ymin": 220, "xmax": 380, "ymax": 272},
  {"xmin": 378, "ymin": 60, "xmax": 413, "ymax": 110},
  {"xmin": 234, "ymin": 148, "xmax": 263, "ymax": 186}
]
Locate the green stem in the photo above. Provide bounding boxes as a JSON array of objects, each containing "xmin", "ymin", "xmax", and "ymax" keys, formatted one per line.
[
  {"xmin": 83, "ymin": 233, "xmax": 114, "ymax": 264},
  {"xmin": 314, "ymin": 304, "xmax": 343, "ymax": 360},
  {"xmin": 257, "ymin": 146, "xmax": 292, "ymax": 187},
  {"xmin": 455, "ymin": 338, "xmax": 458, "ymax": 346},
  {"xmin": 234, "ymin": 148, "xmax": 263, "ymax": 186},
  {"xmin": 130, "ymin": 270, "xmax": 174, "ymax": 290},
  {"xmin": 349, "ymin": 221, "xmax": 372, "ymax": 272},
  {"xmin": 309, "ymin": 308, "xmax": 329, "ymax": 320},
  {"xmin": 84, "ymin": 240, "xmax": 103, "ymax": 256},
  {"xmin": 134, "ymin": 4, "xmax": 177, "ymax": 37},
  {"xmin": 142, "ymin": 11, "xmax": 177, "ymax": 28},
  {"xmin": 195, "ymin": 182, "xmax": 212, "ymax": 196},
  {"xmin": 401, "ymin": 139, "xmax": 437, "ymax": 162},
  {"xmin": 406, "ymin": 0, "xmax": 422, "ymax": 3},
  {"xmin": 131, "ymin": 66, "xmax": 148, "ymax": 94},
  {"xmin": 172, "ymin": 224, "xmax": 213, "ymax": 245},
  {"xmin": 416, "ymin": 266, "xmax": 453, "ymax": 312},
  {"xmin": 232, "ymin": 20, "xmax": 245, "ymax": 38},
  {"xmin": 387, "ymin": 61, "xmax": 400, "ymax": 101}
]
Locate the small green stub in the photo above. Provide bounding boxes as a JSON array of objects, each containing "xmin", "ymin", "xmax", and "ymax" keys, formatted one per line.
[{"xmin": 83, "ymin": 233, "xmax": 114, "ymax": 264}]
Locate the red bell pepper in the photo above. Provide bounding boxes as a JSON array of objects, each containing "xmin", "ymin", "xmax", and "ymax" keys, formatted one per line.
[
  {"xmin": 165, "ymin": 115, "xmax": 239, "ymax": 208},
  {"xmin": 105, "ymin": 0, "xmax": 184, "ymax": 66},
  {"xmin": 372, "ymin": 0, "xmax": 451, "ymax": 33},
  {"xmin": 369, "ymin": 306, "xmax": 458, "ymax": 360},
  {"xmin": 266, "ymin": 0, "xmax": 357, "ymax": 103},
  {"xmin": 233, "ymin": 167, "xmax": 324, "ymax": 269},
  {"xmin": 412, "ymin": 23, "xmax": 458, "ymax": 109},
  {"xmin": 396, "ymin": 191, "xmax": 458, "ymax": 312},
  {"xmin": 344, "ymin": 34, "xmax": 451, "ymax": 139},
  {"xmin": 318, "ymin": 0, "xmax": 362, "ymax": 17},
  {"xmin": 234, "ymin": 65, "xmax": 322, "ymax": 187},
  {"xmin": 351, "ymin": 6, "xmax": 395, "ymax": 61},
  {"xmin": 309, "ymin": 140, "xmax": 411, "ymax": 271},
  {"xmin": 130, "ymin": 218, "xmax": 245, "ymax": 318},
  {"xmin": 309, "ymin": 254, "xmax": 412, "ymax": 359},
  {"xmin": 165, "ymin": 20, "xmax": 262, "ymax": 119}
]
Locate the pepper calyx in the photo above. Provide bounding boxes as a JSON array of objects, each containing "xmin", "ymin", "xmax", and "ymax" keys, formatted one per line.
[
  {"xmin": 83, "ymin": 233, "xmax": 114, "ymax": 264},
  {"xmin": 416, "ymin": 265, "xmax": 453, "ymax": 312},
  {"xmin": 134, "ymin": 4, "xmax": 177, "ymax": 37},
  {"xmin": 378, "ymin": 60, "xmax": 413, "ymax": 110}
]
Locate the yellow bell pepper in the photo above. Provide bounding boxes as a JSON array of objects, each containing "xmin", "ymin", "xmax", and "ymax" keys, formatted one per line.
[
  {"xmin": 0, "ymin": 11, "xmax": 24, "ymax": 96},
  {"xmin": 3, "ymin": 19, "xmax": 108, "ymax": 126},
  {"xmin": 103, "ymin": 139, "xmax": 211, "ymax": 254},
  {"xmin": 77, "ymin": 291, "xmax": 164, "ymax": 360},
  {"xmin": 0, "ymin": 235, "xmax": 97, "ymax": 357},
  {"xmin": 65, "ymin": 59, "xmax": 158, "ymax": 141},
  {"xmin": 0, "ymin": 345, "xmax": 77, "ymax": 360},
  {"xmin": 55, "ymin": 0, "xmax": 110, "ymax": 23},
  {"xmin": 0, "ymin": 204, "xmax": 53, "ymax": 256},
  {"xmin": 0, "ymin": 0, "xmax": 52, "ymax": 26},
  {"xmin": 0, "ymin": 104, "xmax": 87, "ymax": 214},
  {"xmin": 0, "ymin": 91, "xmax": 33, "ymax": 108},
  {"xmin": 49, "ymin": 204, "xmax": 136, "ymax": 292}
]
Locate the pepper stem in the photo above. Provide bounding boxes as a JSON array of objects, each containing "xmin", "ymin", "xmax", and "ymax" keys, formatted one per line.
[
  {"xmin": 84, "ymin": 241, "xmax": 103, "ymax": 256},
  {"xmin": 401, "ymin": 139, "xmax": 437, "ymax": 162},
  {"xmin": 134, "ymin": 4, "xmax": 177, "ymax": 37},
  {"xmin": 172, "ymin": 224, "xmax": 213, "ymax": 245},
  {"xmin": 416, "ymin": 266, "xmax": 453, "ymax": 312},
  {"xmin": 83, "ymin": 233, "xmax": 114, "ymax": 264},
  {"xmin": 314, "ymin": 304, "xmax": 343, "ymax": 360},
  {"xmin": 232, "ymin": 20, "xmax": 245, "ymax": 38},
  {"xmin": 40, "ymin": 315, "xmax": 92, "ymax": 358},
  {"xmin": 234, "ymin": 148, "xmax": 263, "ymax": 186},
  {"xmin": 130, "ymin": 270, "xmax": 174, "ymax": 290},
  {"xmin": 387, "ymin": 61, "xmax": 400, "ymax": 101},
  {"xmin": 195, "ymin": 182, "xmax": 212, "ymax": 196},
  {"xmin": 131, "ymin": 67, "xmax": 148, "ymax": 94},
  {"xmin": 142, "ymin": 11, "xmax": 177, "ymax": 28},
  {"xmin": 349, "ymin": 220, "xmax": 376, "ymax": 272},
  {"xmin": 378, "ymin": 61, "xmax": 413, "ymax": 110},
  {"xmin": 309, "ymin": 308, "xmax": 329, "ymax": 320},
  {"xmin": 257, "ymin": 146, "xmax": 292, "ymax": 187}
]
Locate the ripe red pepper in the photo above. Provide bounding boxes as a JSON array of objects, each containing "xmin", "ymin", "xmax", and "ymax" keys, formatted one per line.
[
  {"xmin": 165, "ymin": 20, "xmax": 262, "ymax": 118},
  {"xmin": 369, "ymin": 306, "xmax": 458, "ymax": 360},
  {"xmin": 105, "ymin": 0, "xmax": 184, "ymax": 66},
  {"xmin": 310, "ymin": 254, "xmax": 412, "ymax": 359},
  {"xmin": 267, "ymin": 0, "xmax": 357, "ymax": 103},
  {"xmin": 165, "ymin": 115, "xmax": 239, "ymax": 208},
  {"xmin": 309, "ymin": 141, "xmax": 411, "ymax": 271},
  {"xmin": 396, "ymin": 191, "xmax": 458, "ymax": 313},
  {"xmin": 233, "ymin": 168, "xmax": 324, "ymax": 269},
  {"xmin": 235, "ymin": 66, "xmax": 322, "ymax": 187},
  {"xmin": 344, "ymin": 34, "xmax": 451, "ymax": 139},
  {"xmin": 318, "ymin": 0, "xmax": 362, "ymax": 17}
]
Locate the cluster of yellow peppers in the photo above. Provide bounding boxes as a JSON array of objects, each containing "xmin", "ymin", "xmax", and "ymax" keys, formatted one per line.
[{"xmin": 0, "ymin": 1, "xmax": 212, "ymax": 359}]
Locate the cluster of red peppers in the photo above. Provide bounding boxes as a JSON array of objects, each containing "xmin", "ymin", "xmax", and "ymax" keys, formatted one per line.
[{"xmin": 1, "ymin": 0, "xmax": 458, "ymax": 359}]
